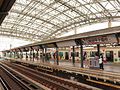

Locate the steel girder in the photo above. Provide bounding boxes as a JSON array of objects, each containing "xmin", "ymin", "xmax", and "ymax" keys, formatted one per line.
[{"xmin": 1, "ymin": 0, "xmax": 120, "ymax": 41}]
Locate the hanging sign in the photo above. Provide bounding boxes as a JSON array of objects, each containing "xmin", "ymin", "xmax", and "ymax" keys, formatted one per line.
[
  {"xmin": 81, "ymin": 34, "xmax": 117, "ymax": 45},
  {"xmin": 56, "ymin": 40, "xmax": 76, "ymax": 47},
  {"xmin": 11, "ymin": 49, "xmax": 16, "ymax": 52},
  {"xmin": 43, "ymin": 43, "xmax": 57, "ymax": 48},
  {"xmin": 28, "ymin": 47, "xmax": 32, "ymax": 50},
  {"xmin": 32, "ymin": 45, "xmax": 41, "ymax": 50},
  {"xmin": 15, "ymin": 49, "xmax": 21, "ymax": 52},
  {"xmin": 20, "ymin": 48, "xmax": 25, "ymax": 51},
  {"xmin": 25, "ymin": 47, "xmax": 29, "ymax": 51}
]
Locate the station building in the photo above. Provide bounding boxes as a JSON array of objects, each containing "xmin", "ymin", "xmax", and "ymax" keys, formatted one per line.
[{"xmin": 0, "ymin": 0, "xmax": 120, "ymax": 90}]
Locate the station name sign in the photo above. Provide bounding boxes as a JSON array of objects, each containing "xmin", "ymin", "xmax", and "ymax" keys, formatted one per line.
[{"xmin": 81, "ymin": 34, "xmax": 117, "ymax": 45}]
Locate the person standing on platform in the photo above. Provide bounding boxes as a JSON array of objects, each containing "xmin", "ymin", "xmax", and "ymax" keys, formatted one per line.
[
  {"xmin": 42, "ymin": 53, "xmax": 45, "ymax": 62},
  {"xmin": 46, "ymin": 53, "xmax": 50, "ymax": 62},
  {"xmin": 26, "ymin": 55, "xmax": 28, "ymax": 60},
  {"xmin": 83, "ymin": 52, "xmax": 87, "ymax": 68},
  {"xmin": 99, "ymin": 54, "xmax": 104, "ymax": 70}
]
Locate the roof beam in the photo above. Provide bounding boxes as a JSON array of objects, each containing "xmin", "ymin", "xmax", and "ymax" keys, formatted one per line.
[
  {"xmin": 44, "ymin": 16, "xmax": 120, "ymax": 40},
  {"xmin": 56, "ymin": 0, "xmax": 89, "ymax": 19},
  {"xmin": 3, "ymin": 21, "xmax": 49, "ymax": 34},
  {"xmin": 10, "ymin": 9, "xmax": 60, "ymax": 29},
  {"xmin": 0, "ymin": 33, "xmax": 35, "ymax": 42},
  {"xmin": 0, "ymin": 27, "xmax": 42, "ymax": 41}
]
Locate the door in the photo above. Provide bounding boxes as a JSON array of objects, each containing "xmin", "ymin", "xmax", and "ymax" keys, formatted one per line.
[
  {"xmin": 106, "ymin": 51, "xmax": 113, "ymax": 62},
  {"xmin": 65, "ymin": 52, "xmax": 69, "ymax": 60}
]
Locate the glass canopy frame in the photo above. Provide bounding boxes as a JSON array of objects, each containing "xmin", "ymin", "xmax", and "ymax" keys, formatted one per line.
[{"xmin": 0, "ymin": 0, "xmax": 120, "ymax": 41}]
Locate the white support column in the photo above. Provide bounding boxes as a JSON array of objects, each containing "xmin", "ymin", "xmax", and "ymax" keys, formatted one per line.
[{"xmin": 108, "ymin": 18, "xmax": 112, "ymax": 28}]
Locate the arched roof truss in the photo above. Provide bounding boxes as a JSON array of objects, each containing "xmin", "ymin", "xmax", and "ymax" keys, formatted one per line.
[{"xmin": 0, "ymin": 0, "xmax": 120, "ymax": 41}]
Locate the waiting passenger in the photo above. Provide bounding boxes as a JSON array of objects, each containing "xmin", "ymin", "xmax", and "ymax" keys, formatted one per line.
[
  {"xmin": 83, "ymin": 52, "xmax": 87, "ymax": 68},
  {"xmin": 26, "ymin": 55, "xmax": 28, "ymax": 60},
  {"xmin": 42, "ymin": 53, "xmax": 45, "ymax": 62},
  {"xmin": 99, "ymin": 54, "xmax": 104, "ymax": 70}
]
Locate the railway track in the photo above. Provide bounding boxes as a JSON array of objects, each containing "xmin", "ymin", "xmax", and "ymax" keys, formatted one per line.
[
  {"xmin": 0, "ymin": 76, "xmax": 9, "ymax": 90},
  {"xmin": 0, "ymin": 64, "xmax": 34, "ymax": 90},
  {"xmin": 1, "ymin": 61, "xmax": 100, "ymax": 90},
  {"xmin": 8, "ymin": 60, "xmax": 120, "ymax": 90},
  {"xmin": 0, "ymin": 62, "xmax": 51, "ymax": 90}
]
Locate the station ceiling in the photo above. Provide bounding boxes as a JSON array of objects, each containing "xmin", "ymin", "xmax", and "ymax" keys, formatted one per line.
[{"xmin": 0, "ymin": 0, "xmax": 120, "ymax": 42}]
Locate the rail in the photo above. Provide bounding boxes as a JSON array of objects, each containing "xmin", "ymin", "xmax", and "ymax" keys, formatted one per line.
[
  {"xmin": 0, "ymin": 65, "xmax": 33, "ymax": 90},
  {"xmin": 2, "ymin": 61, "xmax": 101, "ymax": 90},
  {"xmin": 11, "ymin": 58, "xmax": 120, "ymax": 83},
  {"xmin": 0, "ymin": 77, "xmax": 9, "ymax": 90},
  {"xmin": 6, "ymin": 59, "xmax": 120, "ymax": 89}
]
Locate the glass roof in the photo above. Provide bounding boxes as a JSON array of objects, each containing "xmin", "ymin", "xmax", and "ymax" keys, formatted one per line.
[{"xmin": 0, "ymin": 0, "xmax": 120, "ymax": 41}]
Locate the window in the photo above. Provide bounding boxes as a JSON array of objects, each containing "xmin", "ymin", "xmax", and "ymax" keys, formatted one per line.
[
  {"xmin": 118, "ymin": 51, "xmax": 120, "ymax": 58},
  {"xmin": 90, "ymin": 51, "xmax": 97, "ymax": 57},
  {"xmin": 75, "ymin": 52, "xmax": 79, "ymax": 57}
]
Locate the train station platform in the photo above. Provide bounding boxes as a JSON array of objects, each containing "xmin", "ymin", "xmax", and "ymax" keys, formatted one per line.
[
  {"xmin": 7, "ymin": 58, "xmax": 120, "ymax": 73},
  {"xmin": 8, "ymin": 58, "xmax": 120, "ymax": 79},
  {"xmin": 5, "ymin": 58, "xmax": 120, "ymax": 89},
  {"xmin": 57, "ymin": 61, "xmax": 120, "ymax": 73},
  {"xmin": 0, "ymin": 60, "xmax": 102, "ymax": 90}
]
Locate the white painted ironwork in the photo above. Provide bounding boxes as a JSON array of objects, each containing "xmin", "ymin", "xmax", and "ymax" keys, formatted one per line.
[{"xmin": 0, "ymin": 0, "xmax": 120, "ymax": 41}]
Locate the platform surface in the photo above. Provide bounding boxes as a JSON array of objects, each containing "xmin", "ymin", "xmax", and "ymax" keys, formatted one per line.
[
  {"xmin": 8, "ymin": 58, "xmax": 120, "ymax": 82},
  {"xmin": 10, "ymin": 58, "xmax": 120, "ymax": 73}
]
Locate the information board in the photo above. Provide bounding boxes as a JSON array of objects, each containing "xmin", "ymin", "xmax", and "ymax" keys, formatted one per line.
[
  {"xmin": 56, "ymin": 40, "xmax": 76, "ymax": 47},
  {"xmin": 81, "ymin": 34, "xmax": 117, "ymax": 45}
]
